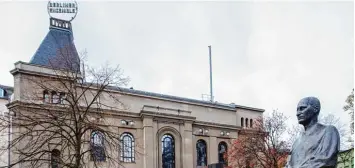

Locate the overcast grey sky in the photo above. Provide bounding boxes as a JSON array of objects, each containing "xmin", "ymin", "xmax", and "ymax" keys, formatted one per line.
[{"xmin": 0, "ymin": 1, "xmax": 353, "ymax": 141}]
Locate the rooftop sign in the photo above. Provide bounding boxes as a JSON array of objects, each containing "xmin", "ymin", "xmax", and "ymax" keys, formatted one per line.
[{"xmin": 47, "ymin": 0, "xmax": 78, "ymax": 22}]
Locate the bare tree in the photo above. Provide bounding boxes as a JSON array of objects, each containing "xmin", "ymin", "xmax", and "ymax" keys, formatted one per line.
[
  {"xmin": 226, "ymin": 110, "xmax": 289, "ymax": 168},
  {"xmin": 0, "ymin": 43, "xmax": 144, "ymax": 168},
  {"xmin": 343, "ymin": 89, "xmax": 354, "ymax": 147}
]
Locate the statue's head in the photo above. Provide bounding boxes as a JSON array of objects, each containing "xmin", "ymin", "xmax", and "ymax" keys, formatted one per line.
[{"xmin": 296, "ymin": 97, "xmax": 321, "ymax": 125}]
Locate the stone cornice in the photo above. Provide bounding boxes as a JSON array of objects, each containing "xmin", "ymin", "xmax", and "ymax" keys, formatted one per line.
[
  {"xmin": 193, "ymin": 121, "xmax": 242, "ymax": 130},
  {"xmin": 236, "ymin": 106, "xmax": 264, "ymax": 113},
  {"xmin": 238, "ymin": 128, "xmax": 266, "ymax": 135},
  {"xmin": 6, "ymin": 100, "xmax": 141, "ymax": 118},
  {"xmin": 140, "ymin": 110, "xmax": 196, "ymax": 121}
]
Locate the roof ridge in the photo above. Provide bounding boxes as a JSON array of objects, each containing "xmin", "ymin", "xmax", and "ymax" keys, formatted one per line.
[{"xmin": 82, "ymin": 83, "xmax": 264, "ymax": 112}]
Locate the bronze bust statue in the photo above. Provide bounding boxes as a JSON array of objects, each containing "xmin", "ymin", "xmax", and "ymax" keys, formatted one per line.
[{"xmin": 286, "ymin": 97, "xmax": 340, "ymax": 168}]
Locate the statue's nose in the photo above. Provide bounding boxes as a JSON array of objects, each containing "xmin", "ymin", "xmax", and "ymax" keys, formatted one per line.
[{"xmin": 296, "ymin": 111, "xmax": 302, "ymax": 117}]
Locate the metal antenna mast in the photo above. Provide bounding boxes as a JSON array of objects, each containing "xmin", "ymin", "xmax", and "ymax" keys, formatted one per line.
[{"xmin": 208, "ymin": 45, "xmax": 213, "ymax": 102}]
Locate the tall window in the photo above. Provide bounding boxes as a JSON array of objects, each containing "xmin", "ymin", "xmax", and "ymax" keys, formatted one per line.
[
  {"xmin": 218, "ymin": 141, "xmax": 228, "ymax": 165},
  {"xmin": 59, "ymin": 93, "xmax": 66, "ymax": 104},
  {"xmin": 120, "ymin": 133, "xmax": 135, "ymax": 162},
  {"xmin": 51, "ymin": 149, "xmax": 61, "ymax": 168},
  {"xmin": 91, "ymin": 131, "xmax": 105, "ymax": 161},
  {"xmin": 0, "ymin": 89, "xmax": 4, "ymax": 97},
  {"xmin": 250, "ymin": 119, "xmax": 253, "ymax": 128},
  {"xmin": 241, "ymin": 117, "xmax": 244, "ymax": 127},
  {"xmin": 162, "ymin": 134, "xmax": 175, "ymax": 168},
  {"xmin": 52, "ymin": 91, "xmax": 60, "ymax": 104},
  {"xmin": 245, "ymin": 118, "xmax": 249, "ymax": 128},
  {"xmin": 44, "ymin": 90, "xmax": 50, "ymax": 103},
  {"xmin": 196, "ymin": 139, "xmax": 207, "ymax": 166}
]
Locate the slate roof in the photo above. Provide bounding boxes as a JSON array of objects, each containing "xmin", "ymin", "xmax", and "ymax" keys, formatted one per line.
[
  {"xmin": 104, "ymin": 85, "xmax": 264, "ymax": 112},
  {"xmin": 29, "ymin": 19, "xmax": 80, "ymax": 72}
]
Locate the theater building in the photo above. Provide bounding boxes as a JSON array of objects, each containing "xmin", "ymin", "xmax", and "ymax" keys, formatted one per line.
[{"xmin": 7, "ymin": 9, "xmax": 264, "ymax": 168}]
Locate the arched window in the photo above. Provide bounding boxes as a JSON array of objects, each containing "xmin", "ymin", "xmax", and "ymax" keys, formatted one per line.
[
  {"xmin": 196, "ymin": 139, "xmax": 207, "ymax": 166},
  {"xmin": 245, "ymin": 118, "xmax": 249, "ymax": 128},
  {"xmin": 218, "ymin": 141, "xmax": 228, "ymax": 165},
  {"xmin": 43, "ymin": 90, "xmax": 50, "ymax": 103},
  {"xmin": 51, "ymin": 149, "xmax": 61, "ymax": 168},
  {"xmin": 51, "ymin": 91, "xmax": 59, "ymax": 104},
  {"xmin": 241, "ymin": 117, "xmax": 244, "ymax": 127},
  {"xmin": 250, "ymin": 119, "xmax": 253, "ymax": 128},
  {"xmin": 91, "ymin": 131, "xmax": 105, "ymax": 161},
  {"xmin": 120, "ymin": 133, "xmax": 135, "ymax": 162},
  {"xmin": 59, "ymin": 92, "xmax": 66, "ymax": 104},
  {"xmin": 162, "ymin": 134, "xmax": 175, "ymax": 168}
]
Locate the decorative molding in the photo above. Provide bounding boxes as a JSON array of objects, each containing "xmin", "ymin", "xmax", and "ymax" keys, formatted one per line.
[
  {"xmin": 153, "ymin": 117, "xmax": 184, "ymax": 125},
  {"xmin": 7, "ymin": 100, "xmax": 141, "ymax": 119},
  {"xmin": 142, "ymin": 105, "xmax": 191, "ymax": 114},
  {"xmin": 193, "ymin": 121, "xmax": 241, "ymax": 130},
  {"xmin": 140, "ymin": 109, "xmax": 196, "ymax": 121}
]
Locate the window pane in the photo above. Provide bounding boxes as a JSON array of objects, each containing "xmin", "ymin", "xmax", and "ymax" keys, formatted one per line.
[
  {"xmin": 120, "ymin": 133, "xmax": 135, "ymax": 162},
  {"xmin": 162, "ymin": 134, "xmax": 175, "ymax": 168},
  {"xmin": 196, "ymin": 140, "xmax": 207, "ymax": 166},
  {"xmin": 52, "ymin": 93, "xmax": 60, "ymax": 104},
  {"xmin": 218, "ymin": 142, "xmax": 227, "ymax": 165},
  {"xmin": 59, "ymin": 93, "xmax": 65, "ymax": 104},
  {"xmin": 91, "ymin": 131, "xmax": 105, "ymax": 161},
  {"xmin": 44, "ymin": 92, "xmax": 50, "ymax": 103}
]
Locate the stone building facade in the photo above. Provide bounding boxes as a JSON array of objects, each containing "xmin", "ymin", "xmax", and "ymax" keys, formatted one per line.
[
  {"xmin": 0, "ymin": 85, "xmax": 13, "ymax": 167},
  {"xmin": 7, "ymin": 17, "xmax": 264, "ymax": 168}
]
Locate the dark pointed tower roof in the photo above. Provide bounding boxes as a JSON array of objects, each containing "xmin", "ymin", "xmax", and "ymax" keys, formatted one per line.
[{"xmin": 30, "ymin": 18, "xmax": 80, "ymax": 72}]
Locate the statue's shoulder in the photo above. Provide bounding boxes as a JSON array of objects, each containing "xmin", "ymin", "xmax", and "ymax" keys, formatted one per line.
[
  {"xmin": 316, "ymin": 123, "xmax": 336, "ymax": 130},
  {"xmin": 317, "ymin": 123, "xmax": 339, "ymax": 137},
  {"xmin": 322, "ymin": 124, "xmax": 338, "ymax": 132}
]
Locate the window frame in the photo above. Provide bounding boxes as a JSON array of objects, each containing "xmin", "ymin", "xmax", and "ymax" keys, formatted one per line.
[
  {"xmin": 241, "ymin": 117, "xmax": 244, "ymax": 127},
  {"xmin": 91, "ymin": 131, "xmax": 106, "ymax": 162},
  {"xmin": 0, "ymin": 89, "xmax": 4, "ymax": 97},
  {"xmin": 43, "ymin": 90, "xmax": 50, "ymax": 103},
  {"xmin": 196, "ymin": 139, "xmax": 208, "ymax": 166},
  {"xmin": 51, "ymin": 149, "xmax": 61, "ymax": 168},
  {"xmin": 59, "ymin": 92, "xmax": 66, "ymax": 104},
  {"xmin": 218, "ymin": 141, "xmax": 228, "ymax": 165},
  {"xmin": 120, "ymin": 132, "xmax": 135, "ymax": 163},
  {"xmin": 161, "ymin": 134, "xmax": 175, "ymax": 168},
  {"xmin": 51, "ymin": 91, "xmax": 60, "ymax": 104}
]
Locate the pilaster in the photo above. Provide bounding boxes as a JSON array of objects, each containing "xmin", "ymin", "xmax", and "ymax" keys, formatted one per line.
[
  {"xmin": 183, "ymin": 121, "xmax": 193, "ymax": 168},
  {"xmin": 143, "ymin": 117, "xmax": 154, "ymax": 168},
  {"xmin": 209, "ymin": 136, "xmax": 218, "ymax": 164}
]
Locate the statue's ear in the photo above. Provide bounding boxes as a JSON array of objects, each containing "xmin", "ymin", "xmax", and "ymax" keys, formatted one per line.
[{"xmin": 314, "ymin": 108, "xmax": 320, "ymax": 116}]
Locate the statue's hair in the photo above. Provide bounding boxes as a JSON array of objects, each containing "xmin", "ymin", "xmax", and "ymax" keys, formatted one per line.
[{"xmin": 303, "ymin": 97, "xmax": 321, "ymax": 113}]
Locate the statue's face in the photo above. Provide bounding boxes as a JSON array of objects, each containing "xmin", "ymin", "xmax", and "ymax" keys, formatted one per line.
[{"xmin": 296, "ymin": 98, "xmax": 317, "ymax": 125}]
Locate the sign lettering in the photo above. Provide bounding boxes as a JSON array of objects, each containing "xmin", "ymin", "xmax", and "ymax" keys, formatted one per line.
[{"xmin": 47, "ymin": 0, "xmax": 78, "ymax": 21}]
